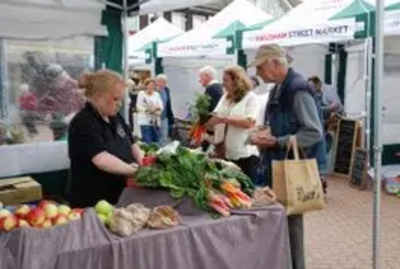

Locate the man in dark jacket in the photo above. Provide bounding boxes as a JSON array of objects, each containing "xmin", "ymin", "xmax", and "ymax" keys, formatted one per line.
[
  {"xmin": 198, "ymin": 65, "xmax": 223, "ymax": 113},
  {"xmin": 198, "ymin": 65, "xmax": 223, "ymax": 151},
  {"xmin": 249, "ymin": 44, "xmax": 327, "ymax": 269},
  {"xmin": 156, "ymin": 74, "xmax": 175, "ymax": 146}
]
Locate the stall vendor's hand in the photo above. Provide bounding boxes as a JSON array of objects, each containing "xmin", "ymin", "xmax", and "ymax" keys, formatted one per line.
[{"xmin": 204, "ymin": 115, "xmax": 226, "ymax": 129}]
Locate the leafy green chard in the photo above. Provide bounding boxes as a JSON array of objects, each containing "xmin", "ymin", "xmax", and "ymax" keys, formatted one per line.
[
  {"xmin": 134, "ymin": 145, "xmax": 254, "ymax": 213},
  {"xmin": 190, "ymin": 94, "xmax": 211, "ymax": 123}
]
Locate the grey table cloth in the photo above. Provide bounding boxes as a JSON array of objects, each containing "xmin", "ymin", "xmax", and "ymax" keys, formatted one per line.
[{"xmin": 0, "ymin": 188, "xmax": 292, "ymax": 269}]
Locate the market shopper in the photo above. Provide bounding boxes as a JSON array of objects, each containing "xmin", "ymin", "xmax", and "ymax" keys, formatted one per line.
[
  {"xmin": 155, "ymin": 74, "xmax": 175, "ymax": 146},
  {"xmin": 67, "ymin": 70, "xmax": 144, "ymax": 208},
  {"xmin": 198, "ymin": 66, "xmax": 223, "ymax": 151},
  {"xmin": 204, "ymin": 65, "xmax": 260, "ymax": 183},
  {"xmin": 249, "ymin": 44, "xmax": 327, "ymax": 269},
  {"xmin": 136, "ymin": 79, "xmax": 163, "ymax": 144}
]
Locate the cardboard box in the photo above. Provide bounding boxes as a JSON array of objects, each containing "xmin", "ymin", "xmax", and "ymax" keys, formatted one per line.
[{"xmin": 0, "ymin": 177, "xmax": 42, "ymax": 205}]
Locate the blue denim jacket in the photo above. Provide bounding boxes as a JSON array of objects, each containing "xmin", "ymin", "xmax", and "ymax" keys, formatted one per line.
[{"xmin": 261, "ymin": 69, "xmax": 327, "ymax": 187}]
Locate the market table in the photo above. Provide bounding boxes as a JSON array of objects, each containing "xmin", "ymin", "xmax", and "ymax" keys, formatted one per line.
[{"xmin": 0, "ymin": 188, "xmax": 292, "ymax": 269}]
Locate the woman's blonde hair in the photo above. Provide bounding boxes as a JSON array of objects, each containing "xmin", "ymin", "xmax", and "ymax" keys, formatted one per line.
[
  {"xmin": 78, "ymin": 69, "xmax": 125, "ymax": 98},
  {"xmin": 224, "ymin": 65, "xmax": 253, "ymax": 103}
]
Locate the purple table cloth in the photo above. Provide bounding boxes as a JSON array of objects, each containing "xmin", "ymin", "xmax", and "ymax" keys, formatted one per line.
[{"xmin": 0, "ymin": 188, "xmax": 292, "ymax": 269}]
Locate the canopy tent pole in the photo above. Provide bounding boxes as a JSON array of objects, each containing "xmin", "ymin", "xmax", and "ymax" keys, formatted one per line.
[
  {"xmin": 372, "ymin": 0, "xmax": 384, "ymax": 268},
  {"xmin": 364, "ymin": 37, "xmax": 373, "ymax": 153},
  {"xmin": 122, "ymin": 0, "xmax": 130, "ymax": 120}
]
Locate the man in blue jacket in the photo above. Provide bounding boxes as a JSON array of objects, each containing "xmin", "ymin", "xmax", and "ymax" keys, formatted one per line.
[
  {"xmin": 156, "ymin": 74, "xmax": 175, "ymax": 146},
  {"xmin": 249, "ymin": 44, "xmax": 327, "ymax": 269}
]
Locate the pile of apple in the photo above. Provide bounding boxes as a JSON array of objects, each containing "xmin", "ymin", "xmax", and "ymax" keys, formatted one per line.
[
  {"xmin": 0, "ymin": 200, "xmax": 85, "ymax": 232},
  {"xmin": 94, "ymin": 200, "xmax": 114, "ymax": 227}
]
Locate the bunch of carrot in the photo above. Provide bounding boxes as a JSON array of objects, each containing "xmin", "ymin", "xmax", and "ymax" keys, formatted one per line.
[{"xmin": 206, "ymin": 180, "xmax": 252, "ymax": 217}]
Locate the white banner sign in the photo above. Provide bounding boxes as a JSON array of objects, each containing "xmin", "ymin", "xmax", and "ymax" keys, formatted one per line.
[
  {"xmin": 243, "ymin": 20, "xmax": 356, "ymax": 49},
  {"xmin": 158, "ymin": 39, "xmax": 230, "ymax": 58},
  {"xmin": 385, "ymin": 9, "xmax": 400, "ymax": 35}
]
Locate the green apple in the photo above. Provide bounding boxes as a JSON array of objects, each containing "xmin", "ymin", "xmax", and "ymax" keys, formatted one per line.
[
  {"xmin": 105, "ymin": 210, "xmax": 114, "ymax": 227},
  {"xmin": 44, "ymin": 203, "xmax": 58, "ymax": 219},
  {"xmin": 97, "ymin": 213, "xmax": 107, "ymax": 224},
  {"xmin": 0, "ymin": 209, "xmax": 11, "ymax": 219},
  {"xmin": 94, "ymin": 200, "xmax": 113, "ymax": 215},
  {"xmin": 58, "ymin": 205, "xmax": 71, "ymax": 216}
]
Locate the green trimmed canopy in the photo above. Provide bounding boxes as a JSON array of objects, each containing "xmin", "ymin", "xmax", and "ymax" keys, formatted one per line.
[
  {"xmin": 386, "ymin": 2, "xmax": 400, "ymax": 11},
  {"xmin": 213, "ymin": 20, "xmax": 247, "ymax": 39},
  {"xmin": 329, "ymin": 0, "xmax": 374, "ymax": 20}
]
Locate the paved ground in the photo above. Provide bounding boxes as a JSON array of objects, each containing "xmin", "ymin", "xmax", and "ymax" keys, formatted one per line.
[{"xmin": 305, "ymin": 176, "xmax": 400, "ymax": 269}]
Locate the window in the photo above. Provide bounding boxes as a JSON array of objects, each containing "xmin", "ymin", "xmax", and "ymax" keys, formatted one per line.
[
  {"xmin": 0, "ymin": 36, "xmax": 93, "ymax": 145},
  {"xmin": 193, "ymin": 15, "xmax": 207, "ymax": 29},
  {"xmin": 171, "ymin": 12, "xmax": 186, "ymax": 31}
]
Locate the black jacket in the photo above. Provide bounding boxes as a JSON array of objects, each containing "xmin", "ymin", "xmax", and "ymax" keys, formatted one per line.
[
  {"xmin": 163, "ymin": 87, "xmax": 175, "ymax": 125},
  {"xmin": 205, "ymin": 83, "xmax": 223, "ymax": 113}
]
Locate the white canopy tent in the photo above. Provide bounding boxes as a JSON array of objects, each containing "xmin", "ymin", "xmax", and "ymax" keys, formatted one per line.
[
  {"xmin": 128, "ymin": 17, "xmax": 183, "ymax": 66},
  {"xmin": 0, "ymin": 0, "xmax": 223, "ymax": 177},
  {"xmin": 158, "ymin": 0, "xmax": 273, "ymax": 58},
  {"xmin": 156, "ymin": 0, "xmax": 273, "ymax": 118},
  {"xmin": 0, "ymin": 0, "xmax": 107, "ymax": 39}
]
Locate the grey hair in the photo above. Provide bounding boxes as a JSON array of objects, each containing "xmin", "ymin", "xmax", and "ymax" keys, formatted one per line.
[
  {"xmin": 155, "ymin": 74, "xmax": 168, "ymax": 82},
  {"xmin": 199, "ymin": 65, "xmax": 217, "ymax": 79},
  {"xmin": 267, "ymin": 57, "xmax": 290, "ymax": 68}
]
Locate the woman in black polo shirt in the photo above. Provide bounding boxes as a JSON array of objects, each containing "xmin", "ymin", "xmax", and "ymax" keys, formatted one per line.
[{"xmin": 67, "ymin": 69, "xmax": 144, "ymax": 207}]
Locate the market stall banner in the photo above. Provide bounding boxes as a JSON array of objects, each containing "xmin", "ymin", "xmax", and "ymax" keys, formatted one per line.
[
  {"xmin": 243, "ymin": 19, "xmax": 356, "ymax": 48},
  {"xmin": 385, "ymin": 9, "xmax": 400, "ymax": 35},
  {"xmin": 158, "ymin": 40, "xmax": 230, "ymax": 58}
]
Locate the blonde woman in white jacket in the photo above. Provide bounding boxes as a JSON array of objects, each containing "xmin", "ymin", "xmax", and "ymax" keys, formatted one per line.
[
  {"xmin": 205, "ymin": 65, "xmax": 260, "ymax": 183},
  {"xmin": 136, "ymin": 79, "xmax": 163, "ymax": 144}
]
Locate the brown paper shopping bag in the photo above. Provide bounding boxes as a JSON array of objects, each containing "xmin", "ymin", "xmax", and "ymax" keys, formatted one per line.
[{"xmin": 272, "ymin": 136, "xmax": 325, "ymax": 216}]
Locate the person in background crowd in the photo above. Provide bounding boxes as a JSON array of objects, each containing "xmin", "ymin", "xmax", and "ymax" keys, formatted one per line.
[
  {"xmin": 205, "ymin": 65, "xmax": 260, "ymax": 182},
  {"xmin": 307, "ymin": 76, "xmax": 344, "ymax": 121},
  {"xmin": 37, "ymin": 64, "xmax": 85, "ymax": 119},
  {"xmin": 68, "ymin": 69, "xmax": 144, "ymax": 207},
  {"xmin": 155, "ymin": 74, "xmax": 175, "ymax": 146},
  {"xmin": 249, "ymin": 44, "xmax": 327, "ymax": 269},
  {"xmin": 136, "ymin": 79, "xmax": 163, "ymax": 144},
  {"xmin": 127, "ymin": 78, "xmax": 137, "ymax": 131},
  {"xmin": 18, "ymin": 84, "xmax": 38, "ymax": 135},
  {"xmin": 198, "ymin": 66, "xmax": 224, "ymax": 151},
  {"xmin": 198, "ymin": 65, "xmax": 224, "ymax": 113}
]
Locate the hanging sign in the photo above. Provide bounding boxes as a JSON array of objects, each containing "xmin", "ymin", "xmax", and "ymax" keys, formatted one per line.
[
  {"xmin": 385, "ymin": 9, "xmax": 400, "ymax": 35},
  {"xmin": 243, "ymin": 20, "xmax": 356, "ymax": 49},
  {"xmin": 158, "ymin": 39, "xmax": 229, "ymax": 58}
]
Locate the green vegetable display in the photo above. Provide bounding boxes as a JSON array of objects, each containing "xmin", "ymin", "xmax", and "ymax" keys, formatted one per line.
[{"xmin": 134, "ymin": 145, "xmax": 255, "ymax": 213}]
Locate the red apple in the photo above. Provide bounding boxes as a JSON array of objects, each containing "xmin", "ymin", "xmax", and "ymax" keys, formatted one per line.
[
  {"xmin": 52, "ymin": 214, "xmax": 69, "ymax": 226},
  {"xmin": 26, "ymin": 208, "xmax": 46, "ymax": 226},
  {"xmin": 18, "ymin": 219, "xmax": 30, "ymax": 228},
  {"xmin": 0, "ymin": 215, "xmax": 18, "ymax": 231},
  {"xmin": 0, "ymin": 209, "xmax": 11, "ymax": 219},
  {"xmin": 68, "ymin": 212, "xmax": 81, "ymax": 221},
  {"xmin": 15, "ymin": 205, "xmax": 31, "ymax": 219},
  {"xmin": 58, "ymin": 205, "xmax": 71, "ymax": 216},
  {"xmin": 43, "ymin": 203, "xmax": 58, "ymax": 219},
  {"xmin": 71, "ymin": 208, "xmax": 85, "ymax": 215},
  {"xmin": 41, "ymin": 219, "xmax": 52, "ymax": 229},
  {"xmin": 38, "ymin": 200, "xmax": 55, "ymax": 209}
]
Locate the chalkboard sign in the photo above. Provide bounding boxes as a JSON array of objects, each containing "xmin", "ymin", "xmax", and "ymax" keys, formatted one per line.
[
  {"xmin": 350, "ymin": 148, "xmax": 368, "ymax": 187},
  {"xmin": 334, "ymin": 119, "xmax": 359, "ymax": 176}
]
